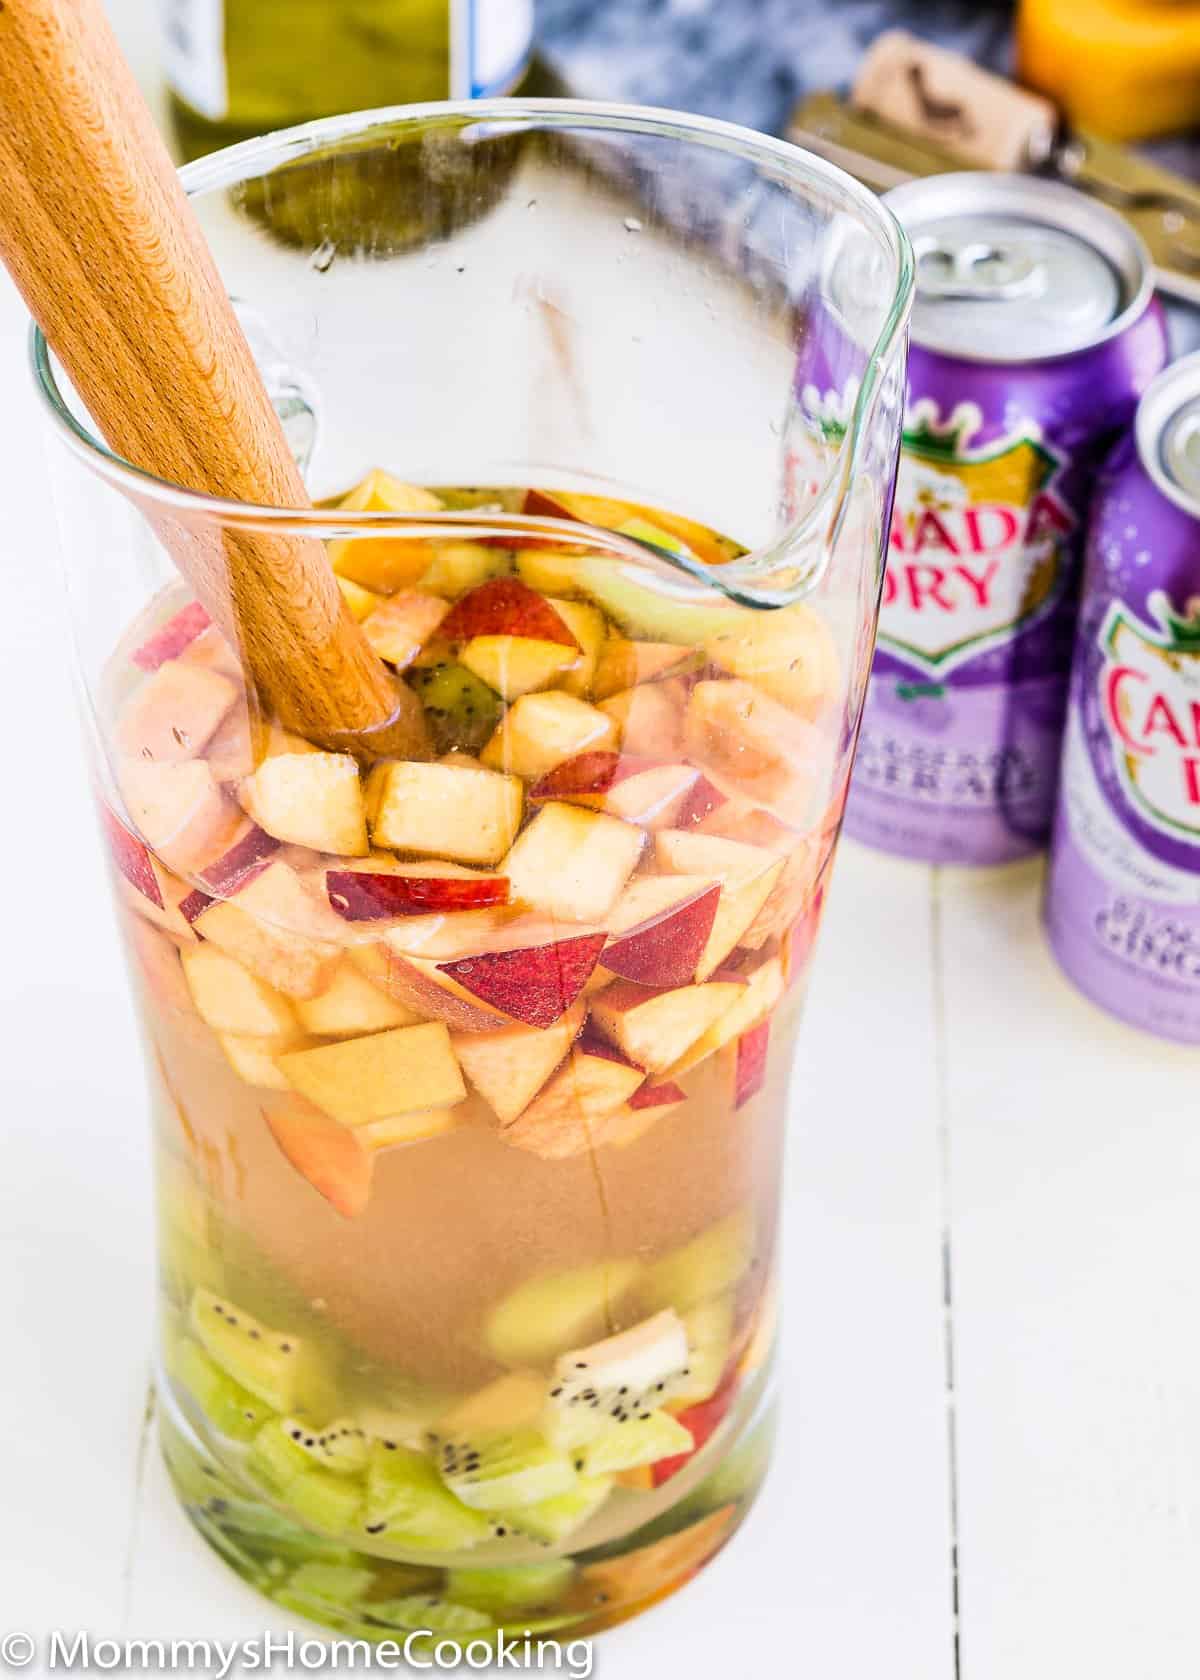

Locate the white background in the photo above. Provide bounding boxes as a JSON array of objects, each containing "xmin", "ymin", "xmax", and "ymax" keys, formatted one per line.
[{"xmin": 1, "ymin": 5, "xmax": 1197, "ymax": 1676}]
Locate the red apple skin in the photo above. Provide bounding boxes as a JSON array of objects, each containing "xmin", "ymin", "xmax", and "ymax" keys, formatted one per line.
[
  {"xmin": 600, "ymin": 884, "xmax": 721, "ymax": 989},
  {"xmin": 678, "ymin": 775, "xmax": 727, "ymax": 828},
  {"xmin": 575, "ymin": 1029, "xmax": 642, "ymax": 1071},
  {"xmin": 627, "ymin": 1078, "xmax": 686, "ymax": 1111},
  {"xmin": 131, "ymin": 601, "xmax": 212, "ymax": 671},
  {"xmin": 327, "ymin": 870, "xmax": 510, "ymax": 921},
  {"xmin": 529, "ymin": 750, "xmax": 623, "ymax": 803},
  {"xmin": 437, "ymin": 932, "xmax": 607, "ymax": 1029},
  {"xmin": 734, "ymin": 1020, "xmax": 770, "ymax": 1109},
  {"xmin": 439, "ymin": 578, "xmax": 579, "ymax": 649},
  {"xmin": 98, "ymin": 802, "xmax": 164, "ymax": 907},
  {"xmin": 178, "ymin": 825, "xmax": 280, "ymax": 924},
  {"xmin": 785, "ymin": 883, "xmax": 827, "ymax": 989},
  {"xmin": 384, "ymin": 956, "xmax": 507, "ymax": 1033},
  {"xmin": 651, "ymin": 1362, "xmax": 741, "ymax": 1485}
]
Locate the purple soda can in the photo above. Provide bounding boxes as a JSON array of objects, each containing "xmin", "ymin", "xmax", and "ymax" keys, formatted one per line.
[
  {"xmin": 843, "ymin": 174, "xmax": 1167, "ymax": 865},
  {"xmin": 1045, "ymin": 353, "xmax": 1200, "ymax": 1043}
]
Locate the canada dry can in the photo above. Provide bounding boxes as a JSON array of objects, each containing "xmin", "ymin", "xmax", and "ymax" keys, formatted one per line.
[
  {"xmin": 844, "ymin": 174, "xmax": 1167, "ymax": 865},
  {"xmin": 1045, "ymin": 354, "xmax": 1200, "ymax": 1043}
]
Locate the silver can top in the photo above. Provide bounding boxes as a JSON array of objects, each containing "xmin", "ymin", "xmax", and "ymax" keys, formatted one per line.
[
  {"xmin": 885, "ymin": 174, "xmax": 1153, "ymax": 363},
  {"xmin": 1136, "ymin": 351, "xmax": 1200, "ymax": 517}
]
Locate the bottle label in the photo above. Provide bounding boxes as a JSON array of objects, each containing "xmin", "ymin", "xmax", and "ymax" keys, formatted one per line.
[
  {"xmin": 879, "ymin": 400, "xmax": 1075, "ymax": 677},
  {"xmin": 161, "ymin": 0, "xmax": 228, "ymax": 121},
  {"xmin": 452, "ymin": 0, "xmax": 534, "ymax": 97}
]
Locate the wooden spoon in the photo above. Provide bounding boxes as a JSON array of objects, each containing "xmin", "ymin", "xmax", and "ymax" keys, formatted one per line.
[{"xmin": 0, "ymin": 0, "xmax": 430, "ymax": 761}]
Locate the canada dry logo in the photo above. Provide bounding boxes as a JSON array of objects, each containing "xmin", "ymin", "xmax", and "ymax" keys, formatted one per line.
[
  {"xmin": 880, "ymin": 400, "xmax": 1075, "ymax": 675},
  {"xmin": 1099, "ymin": 590, "xmax": 1200, "ymax": 842}
]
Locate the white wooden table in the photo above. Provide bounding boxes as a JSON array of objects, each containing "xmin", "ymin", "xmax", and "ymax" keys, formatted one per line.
[{"xmin": 1, "ymin": 9, "xmax": 1196, "ymax": 1675}]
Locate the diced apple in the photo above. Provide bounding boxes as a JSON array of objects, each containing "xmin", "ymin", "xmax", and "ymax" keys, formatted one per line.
[
  {"xmin": 592, "ymin": 639, "xmax": 694, "ymax": 702},
  {"xmin": 419, "ymin": 541, "xmax": 510, "ymax": 598},
  {"xmin": 123, "ymin": 916, "xmax": 194, "ymax": 1015},
  {"xmin": 179, "ymin": 822, "xmax": 281, "ymax": 922},
  {"xmin": 131, "ymin": 601, "xmax": 212, "ymax": 670},
  {"xmin": 181, "ymin": 944, "xmax": 301, "ymax": 1038},
  {"xmin": 325, "ymin": 864, "xmax": 510, "ymax": 921},
  {"xmin": 460, "ymin": 636, "xmax": 579, "ymax": 700},
  {"xmin": 600, "ymin": 878, "xmax": 721, "ymax": 988},
  {"xmin": 598, "ymin": 679, "xmax": 687, "ymax": 758},
  {"xmin": 368, "ymin": 951, "xmax": 512, "ymax": 1032},
  {"xmin": 551, "ymin": 600, "xmax": 605, "ymax": 697},
  {"xmin": 730, "ymin": 1020, "xmax": 770, "ymax": 1108},
  {"xmin": 205, "ymin": 710, "xmax": 322, "ymax": 784},
  {"xmin": 116, "ymin": 758, "xmax": 240, "ymax": 875},
  {"xmin": 654, "ymin": 830, "xmax": 785, "ymax": 979},
  {"xmin": 513, "ymin": 547, "xmax": 585, "ymax": 597},
  {"xmin": 440, "ymin": 578, "xmax": 578, "ymax": 649},
  {"xmin": 356, "ymin": 1107, "xmax": 462, "ymax": 1152},
  {"xmin": 604, "ymin": 1080, "xmax": 688, "ymax": 1149},
  {"xmin": 678, "ymin": 773, "xmax": 728, "ymax": 829},
  {"xmin": 683, "ymin": 679, "xmax": 822, "ymax": 825},
  {"xmin": 452, "ymin": 1002, "xmax": 585, "ymax": 1125},
  {"xmin": 663, "ymin": 955, "xmax": 784, "ymax": 1080},
  {"xmin": 265, "ymin": 1098, "xmax": 374, "ymax": 1219},
  {"xmin": 783, "ymin": 881, "xmax": 827, "ymax": 988},
  {"xmin": 378, "ymin": 905, "xmax": 522, "ymax": 963},
  {"xmin": 500, "ymin": 1035, "xmax": 646, "ymax": 1159},
  {"xmin": 695, "ymin": 805, "xmax": 823, "ymax": 949},
  {"xmin": 277, "ymin": 1022, "xmax": 466, "ymax": 1124},
  {"xmin": 503, "ymin": 802, "xmax": 644, "ymax": 924},
  {"xmin": 436, "ymin": 930, "xmax": 606, "ymax": 1028},
  {"xmin": 361, "ymin": 592, "xmax": 449, "ymax": 670},
  {"xmin": 115, "ymin": 661, "xmax": 239, "ymax": 765},
  {"xmin": 218, "ymin": 1034, "xmax": 303, "ymax": 1091},
  {"xmin": 293, "ymin": 959, "xmax": 419, "ymax": 1037},
  {"xmin": 336, "ymin": 575, "xmax": 383, "ymax": 622},
  {"xmin": 481, "ymin": 692, "xmax": 617, "ymax": 781},
  {"xmin": 370, "ymin": 761, "xmax": 523, "ymax": 867},
  {"xmin": 180, "ymin": 624, "xmax": 243, "ymax": 680},
  {"xmin": 591, "ymin": 979, "xmax": 745, "ymax": 1073},
  {"xmin": 194, "ymin": 861, "xmax": 344, "ymax": 999},
  {"xmin": 528, "ymin": 752, "xmax": 699, "ymax": 831},
  {"xmin": 328, "ymin": 472, "xmax": 443, "ymax": 593},
  {"xmin": 101, "ymin": 801, "xmax": 203, "ymax": 941},
  {"xmin": 239, "ymin": 752, "xmax": 367, "ymax": 857},
  {"xmin": 704, "ymin": 602, "xmax": 839, "ymax": 718}
]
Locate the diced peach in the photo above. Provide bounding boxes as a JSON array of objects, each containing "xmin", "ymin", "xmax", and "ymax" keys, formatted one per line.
[
  {"xmin": 368, "ymin": 951, "xmax": 513, "ymax": 1032},
  {"xmin": 598, "ymin": 678, "xmax": 687, "ymax": 757},
  {"xmin": 592, "ymin": 639, "xmax": 694, "ymax": 702},
  {"xmin": 293, "ymin": 958, "xmax": 419, "ymax": 1037},
  {"xmin": 551, "ymin": 600, "xmax": 606, "ymax": 697},
  {"xmin": 277, "ymin": 1022, "xmax": 466, "ymax": 1124},
  {"xmin": 419, "ymin": 542, "xmax": 510, "ymax": 598},
  {"xmin": 663, "ymin": 956, "xmax": 784, "ymax": 1080},
  {"xmin": 328, "ymin": 472, "xmax": 443, "ymax": 593},
  {"xmin": 336, "ymin": 575, "xmax": 384, "ymax": 622},
  {"xmin": 513, "ymin": 548, "xmax": 585, "ymax": 596},
  {"xmin": 460, "ymin": 635, "xmax": 580, "ymax": 700},
  {"xmin": 704, "ymin": 603, "xmax": 839, "ymax": 718},
  {"xmin": 602, "ymin": 763, "xmax": 701, "ymax": 829},
  {"xmin": 361, "ymin": 592, "xmax": 449, "ymax": 670},
  {"xmin": 523, "ymin": 488, "xmax": 735, "ymax": 569},
  {"xmin": 194, "ymin": 861, "xmax": 344, "ymax": 999},
  {"xmin": 592, "ymin": 979, "xmax": 744, "ymax": 1073},
  {"xmin": 265, "ymin": 1097, "xmax": 375, "ymax": 1219},
  {"xmin": 239, "ymin": 751, "xmax": 368, "ymax": 857},
  {"xmin": 600, "ymin": 876, "xmax": 721, "ymax": 988},
  {"xmin": 503, "ymin": 802, "xmax": 644, "ymax": 924},
  {"xmin": 481, "ymin": 692, "xmax": 618, "ymax": 781},
  {"xmin": 370, "ymin": 761, "xmax": 523, "ymax": 867},
  {"xmin": 116, "ymin": 759, "xmax": 240, "ymax": 875},
  {"xmin": 683, "ymin": 679, "xmax": 821, "ymax": 825},
  {"xmin": 452, "ymin": 1001, "xmax": 585, "ymax": 1125},
  {"xmin": 357, "ymin": 1108, "xmax": 463, "ymax": 1151},
  {"xmin": 500, "ymin": 1036, "xmax": 646, "ymax": 1159},
  {"xmin": 181, "ymin": 943, "xmax": 301, "ymax": 1038},
  {"xmin": 695, "ymin": 804, "xmax": 824, "ymax": 949},
  {"xmin": 654, "ymin": 830, "xmax": 785, "ymax": 979},
  {"xmin": 115, "ymin": 661, "xmax": 239, "ymax": 764}
]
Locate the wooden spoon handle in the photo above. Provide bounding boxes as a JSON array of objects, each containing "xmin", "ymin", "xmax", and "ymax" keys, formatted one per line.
[{"xmin": 0, "ymin": 0, "xmax": 429, "ymax": 760}]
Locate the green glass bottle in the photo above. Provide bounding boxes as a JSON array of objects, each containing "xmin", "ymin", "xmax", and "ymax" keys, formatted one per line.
[{"xmin": 162, "ymin": 0, "xmax": 538, "ymax": 160}]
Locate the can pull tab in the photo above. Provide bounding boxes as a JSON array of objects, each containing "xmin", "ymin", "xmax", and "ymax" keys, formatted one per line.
[{"xmin": 914, "ymin": 235, "xmax": 1047, "ymax": 302}]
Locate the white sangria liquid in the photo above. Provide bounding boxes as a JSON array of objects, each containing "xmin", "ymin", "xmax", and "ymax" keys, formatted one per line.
[{"xmin": 103, "ymin": 476, "xmax": 838, "ymax": 1641}]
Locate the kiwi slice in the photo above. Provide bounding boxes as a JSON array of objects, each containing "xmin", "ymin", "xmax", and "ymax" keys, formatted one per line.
[
  {"xmin": 430, "ymin": 1428, "xmax": 577, "ymax": 1512},
  {"xmin": 408, "ymin": 662, "xmax": 503, "ymax": 755},
  {"xmin": 169, "ymin": 1338, "xmax": 275, "ymax": 1443},
  {"xmin": 444, "ymin": 1560, "xmax": 575, "ymax": 1616},
  {"xmin": 577, "ymin": 1410, "xmax": 693, "ymax": 1477},
  {"xmin": 248, "ymin": 1418, "xmax": 313, "ymax": 1493},
  {"xmin": 641, "ymin": 1211, "xmax": 756, "ymax": 1314},
  {"xmin": 189, "ymin": 1289, "xmax": 311, "ymax": 1413},
  {"xmin": 287, "ymin": 1468, "xmax": 364, "ymax": 1535},
  {"xmin": 362, "ymin": 1596, "xmax": 494, "ymax": 1637},
  {"xmin": 671, "ymin": 1294, "xmax": 736, "ymax": 1408},
  {"xmin": 285, "ymin": 1562, "xmax": 376, "ymax": 1607},
  {"xmin": 362, "ymin": 1442, "xmax": 491, "ymax": 1551},
  {"xmin": 484, "ymin": 1259, "xmax": 642, "ymax": 1368},
  {"xmin": 278, "ymin": 1418, "xmax": 369, "ymax": 1476},
  {"xmin": 497, "ymin": 1474, "xmax": 614, "ymax": 1545}
]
